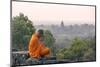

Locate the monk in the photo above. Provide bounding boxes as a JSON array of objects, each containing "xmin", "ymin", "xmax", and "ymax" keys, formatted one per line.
[{"xmin": 28, "ymin": 29, "xmax": 50, "ymax": 60}]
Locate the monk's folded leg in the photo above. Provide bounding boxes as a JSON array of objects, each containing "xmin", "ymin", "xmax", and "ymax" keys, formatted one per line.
[{"xmin": 40, "ymin": 47, "xmax": 50, "ymax": 57}]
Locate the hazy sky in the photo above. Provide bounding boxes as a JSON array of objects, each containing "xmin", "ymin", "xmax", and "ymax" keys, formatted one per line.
[{"xmin": 12, "ymin": 1, "xmax": 95, "ymax": 25}]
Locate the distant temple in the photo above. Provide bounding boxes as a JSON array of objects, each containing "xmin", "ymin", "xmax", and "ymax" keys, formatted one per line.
[{"xmin": 61, "ymin": 20, "xmax": 64, "ymax": 27}]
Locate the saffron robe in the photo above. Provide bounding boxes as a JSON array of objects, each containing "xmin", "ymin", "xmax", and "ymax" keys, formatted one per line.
[{"xmin": 28, "ymin": 34, "xmax": 50, "ymax": 59}]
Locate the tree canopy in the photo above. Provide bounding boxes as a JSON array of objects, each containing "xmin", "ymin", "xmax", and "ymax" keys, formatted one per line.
[
  {"xmin": 56, "ymin": 37, "xmax": 96, "ymax": 61},
  {"xmin": 11, "ymin": 13, "xmax": 35, "ymax": 51},
  {"xmin": 44, "ymin": 30, "xmax": 56, "ymax": 56}
]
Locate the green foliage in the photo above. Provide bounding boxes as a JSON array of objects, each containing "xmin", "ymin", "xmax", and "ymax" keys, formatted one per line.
[
  {"xmin": 56, "ymin": 37, "xmax": 96, "ymax": 61},
  {"xmin": 44, "ymin": 30, "xmax": 55, "ymax": 47},
  {"xmin": 44, "ymin": 30, "xmax": 55, "ymax": 55},
  {"xmin": 11, "ymin": 13, "xmax": 35, "ymax": 51}
]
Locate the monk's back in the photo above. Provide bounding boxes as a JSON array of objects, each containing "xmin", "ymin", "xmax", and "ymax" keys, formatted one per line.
[{"xmin": 28, "ymin": 34, "xmax": 40, "ymax": 58}]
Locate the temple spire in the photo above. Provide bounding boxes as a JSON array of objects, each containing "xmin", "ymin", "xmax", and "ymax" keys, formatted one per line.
[{"xmin": 61, "ymin": 20, "xmax": 64, "ymax": 27}]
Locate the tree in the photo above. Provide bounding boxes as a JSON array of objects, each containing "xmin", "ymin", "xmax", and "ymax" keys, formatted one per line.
[
  {"xmin": 44, "ymin": 30, "xmax": 55, "ymax": 56},
  {"xmin": 56, "ymin": 37, "xmax": 96, "ymax": 61},
  {"xmin": 82, "ymin": 37, "xmax": 96, "ymax": 61},
  {"xmin": 11, "ymin": 13, "xmax": 35, "ymax": 51}
]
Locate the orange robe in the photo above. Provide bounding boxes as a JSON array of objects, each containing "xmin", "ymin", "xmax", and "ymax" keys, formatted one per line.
[{"xmin": 28, "ymin": 34, "xmax": 50, "ymax": 59}]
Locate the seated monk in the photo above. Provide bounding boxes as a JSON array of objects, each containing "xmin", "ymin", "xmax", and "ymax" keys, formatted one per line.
[{"xmin": 28, "ymin": 29, "xmax": 50, "ymax": 60}]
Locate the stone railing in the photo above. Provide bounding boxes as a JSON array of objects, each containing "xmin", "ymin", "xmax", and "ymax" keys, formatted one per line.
[{"xmin": 11, "ymin": 51, "xmax": 73, "ymax": 66}]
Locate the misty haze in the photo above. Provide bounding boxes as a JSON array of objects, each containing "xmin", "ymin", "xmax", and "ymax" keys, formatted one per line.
[{"xmin": 35, "ymin": 21, "xmax": 95, "ymax": 49}]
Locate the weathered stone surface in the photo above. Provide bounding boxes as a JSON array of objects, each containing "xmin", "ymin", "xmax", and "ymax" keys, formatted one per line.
[{"xmin": 12, "ymin": 51, "xmax": 72, "ymax": 66}]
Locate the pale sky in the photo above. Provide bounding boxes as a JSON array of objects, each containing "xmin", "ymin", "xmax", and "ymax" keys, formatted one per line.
[{"xmin": 12, "ymin": 1, "xmax": 95, "ymax": 25}]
